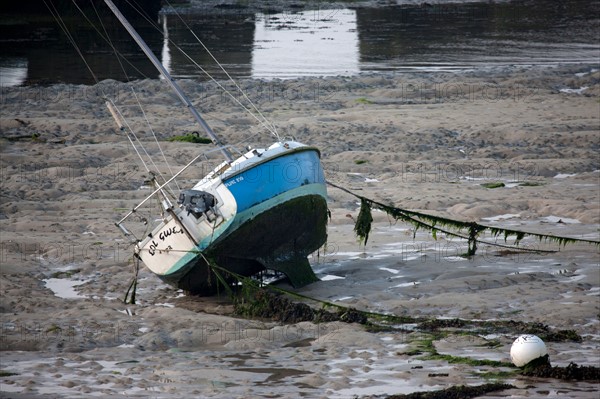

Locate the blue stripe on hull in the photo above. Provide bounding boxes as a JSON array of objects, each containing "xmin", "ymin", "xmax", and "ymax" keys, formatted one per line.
[
  {"xmin": 223, "ymin": 149, "xmax": 325, "ymax": 212},
  {"xmin": 162, "ymin": 148, "xmax": 327, "ymax": 280}
]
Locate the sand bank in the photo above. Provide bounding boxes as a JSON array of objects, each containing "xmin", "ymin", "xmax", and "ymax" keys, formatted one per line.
[{"xmin": 1, "ymin": 64, "xmax": 599, "ymax": 397}]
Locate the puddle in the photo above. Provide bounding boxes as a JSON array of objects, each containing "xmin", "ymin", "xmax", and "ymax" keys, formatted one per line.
[
  {"xmin": 540, "ymin": 215, "xmax": 581, "ymax": 224},
  {"xmin": 555, "ymin": 173, "xmax": 578, "ymax": 178},
  {"xmin": 482, "ymin": 214, "xmax": 522, "ymax": 222},
  {"xmin": 320, "ymin": 274, "xmax": 345, "ymax": 281},
  {"xmin": 559, "ymin": 87, "xmax": 589, "ymax": 94},
  {"xmin": 155, "ymin": 303, "xmax": 175, "ymax": 308},
  {"xmin": 333, "ymin": 296, "xmax": 353, "ymax": 302},
  {"xmin": 43, "ymin": 278, "xmax": 87, "ymax": 299},
  {"xmin": 393, "ymin": 281, "xmax": 420, "ymax": 288}
]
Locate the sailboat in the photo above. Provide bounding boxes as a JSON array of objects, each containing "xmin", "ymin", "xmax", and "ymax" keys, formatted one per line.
[{"xmin": 100, "ymin": 1, "xmax": 328, "ymax": 294}]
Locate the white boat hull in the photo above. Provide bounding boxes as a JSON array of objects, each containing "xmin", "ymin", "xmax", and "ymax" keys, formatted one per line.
[{"xmin": 133, "ymin": 141, "xmax": 328, "ymax": 295}]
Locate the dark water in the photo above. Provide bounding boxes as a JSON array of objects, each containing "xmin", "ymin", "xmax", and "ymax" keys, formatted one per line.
[{"xmin": 1, "ymin": 0, "xmax": 598, "ymax": 86}]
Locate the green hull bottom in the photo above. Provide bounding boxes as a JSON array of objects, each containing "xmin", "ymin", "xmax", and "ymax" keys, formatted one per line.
[{"xmin": 163, "ymin": 194, "xmax": 328, "ymax": 295}]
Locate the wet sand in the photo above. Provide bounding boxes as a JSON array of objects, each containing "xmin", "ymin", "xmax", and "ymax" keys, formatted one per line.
[{"xmin": 1, "ymin": 64, "xmax": 599, "ymax": 397}]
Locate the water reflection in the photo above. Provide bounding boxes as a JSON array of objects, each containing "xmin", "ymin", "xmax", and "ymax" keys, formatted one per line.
[
  {"xmin": 0, "ymin": 58, "xmax": 28, "ymax": 87},
  {"xmin": 355, "ymin": 2, "xmax": 600, "ymax": 71},
  {"xmin": 252, "ymin": 9, "xmax": 359, "ymax": 79},
  {"xmin": 159, "ymin": 12, "xmax": 253, "ymax": 80},
  {"xmin": 0, "ymin": 0, "xmax": 598, "ymax": 86},
  {"xmin": 161, "ymin": 14, "xmax": 171, "ymax": 77}
]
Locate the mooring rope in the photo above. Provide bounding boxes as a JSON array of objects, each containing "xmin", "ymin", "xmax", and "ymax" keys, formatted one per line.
[
  {"xmin": 123, "ymin": 255, "xmax": 140, "ymax": 304},
  {"xmin": 326, "ymin": 181, "xmax": 600, "ymax": 255}
]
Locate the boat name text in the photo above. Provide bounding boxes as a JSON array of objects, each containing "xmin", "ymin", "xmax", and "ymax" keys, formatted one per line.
[
  {"xmin": 224, "ymin": 175, "xmax": 244, "ymax": 187},
  {"xmin": 148, "ymin": 226, "xmax": 184, "ymax": 256}
]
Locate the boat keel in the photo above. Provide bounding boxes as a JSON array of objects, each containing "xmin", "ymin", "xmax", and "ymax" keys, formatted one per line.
[{"xmin": 257, "ymin": 256, "xmax": 319, "ymax": 288}]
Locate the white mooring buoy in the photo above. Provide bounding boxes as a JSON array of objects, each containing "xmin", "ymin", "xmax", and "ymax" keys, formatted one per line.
[{"xmin": 510, "ymin": 334, "xmax": 548, "ymax": 367}]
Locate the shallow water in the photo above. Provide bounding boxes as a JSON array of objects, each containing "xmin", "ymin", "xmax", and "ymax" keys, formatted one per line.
[
  {"xmin": 43, "ymin": 278, "xmax": 87, "ymax": 299},
  {"xmin": 1, "ymin": 0, "xmax": 598, "ymax": 86},
  {"xmin": 1, "ymin": 221, "xmax": 598, "ymax": 397}
]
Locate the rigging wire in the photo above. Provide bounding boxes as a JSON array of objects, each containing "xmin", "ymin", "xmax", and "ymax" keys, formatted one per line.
[
  {"xmin": 106, "ymin": 99, "xmax": 152, "ymax": 174},
  {"xmin": 162, "ymin": 0, "xmax": 280, "ymax": 140},
  {"xmin": 45, "ymin": 1, "xmax": 155, "ymax": 184},
  {"xmin": 46, "ymin": 0, "xmax": 155, "ymax": 179},
  {"xmin": 43, "ymin": 0, "xmax": 101, "ymax": 85},
  {"xmin": 48, "ymin": 0, "xmax": 287, "ymax": 224},
  {"xmin": 125, "ymin": 0, "xmax": 281, "ymax": 140},
  {"xmin": 107, "ymin": 97, "xmax": 184, "ymax": 191},
  {"xmin": 68, "ymin": 0, "xmax": 151, "ymax": 81},
  {"xmin": 89, "ymin": 0, "xmax": 129, "ymax": 80},
  {"xmin": 130, "ymin": 87, "xmax": 182, "ymax": 191},
  {"xmin": 71, "ymin": 0, "xmax": 180, "ymax": 195},
  {"xmin": 168, "ymin": 42, "xmax": 282, "ymax": 140}
]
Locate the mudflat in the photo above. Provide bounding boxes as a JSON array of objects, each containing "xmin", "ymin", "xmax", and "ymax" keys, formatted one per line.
[{"xmin": 0, "ymin": 64, "xmax": 598, "ymax": 397}]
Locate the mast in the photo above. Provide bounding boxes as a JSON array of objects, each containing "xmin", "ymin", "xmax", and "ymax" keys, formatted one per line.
[{"xmin": 103, "ymin": 0, "xmax": 233, "ymax": 162}]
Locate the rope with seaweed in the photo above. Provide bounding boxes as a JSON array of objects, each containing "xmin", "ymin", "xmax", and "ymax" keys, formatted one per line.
[
  {"xmin": 122, "ymin": 181, "xmax": 597, "ymax": 304},
  {"xmin": 327, "ymin": 181, "xmax": 600, "ymax": 255},
  {"xmin": 197, "ymin": 253, "xmax": 586, "ymax": 346}
]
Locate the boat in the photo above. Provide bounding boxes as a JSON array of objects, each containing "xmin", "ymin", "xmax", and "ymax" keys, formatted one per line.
[{"xmin": 100, "ymin": 1, "xmax": 328, "ymax": 295}]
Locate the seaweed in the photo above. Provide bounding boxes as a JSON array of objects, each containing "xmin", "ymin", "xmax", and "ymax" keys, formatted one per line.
[
  {"xmin": 167, "ymin": 133, "xmax": 212, "ymax": 144},
  {"xmin": 4, "ymin": 133, "xmax": 42, "ymax": 142},
  {"xmin": 205, "ymin": 261, "xmax": 583, "ymax": 352},
  {"xmin": 385, "ymin": 383, "xmax": 515, "ymax": 399},
  {"xmin": 354, "ymin": 198, "xmax": 373, "ymax": 245},
  {"xmin": 327, "ymin": 181, "xmax": 600, "ymax": 255},
  {"xmin": 418, "ymin": 318, "xmax": 466, "ymax": 330},
  {"xmin": 197, "ymin": 260, "xmax": 597, "ymax": 388},
  {"xmin": 416, "ymin": 318, "xmax": 581, "ymax": 343},
  {"xmin": 518, "ymin": 181, "xmax": 545, "ymax": 187},
  {"xmin": 481, "ymin": 182, "xmax": 505, "ymax": 189},
  {"xmin": 232, "ymin": 284, "xmax": 365, "ymax": 324},
  {"xmin": 424, "ymin": 353, "xmax": 514, "ymax": 368},
  {"xmin": 521, "ymin": 361, "xmax": 600, "ymax": 381},
  {"xmin": 405, "ymin": 333, "xmax": 514, "ymax": 368}
]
